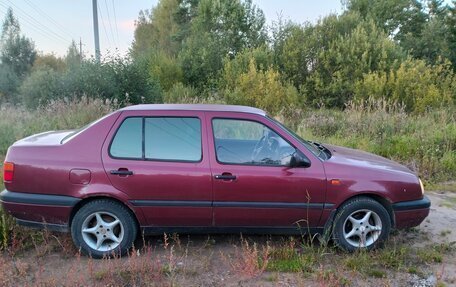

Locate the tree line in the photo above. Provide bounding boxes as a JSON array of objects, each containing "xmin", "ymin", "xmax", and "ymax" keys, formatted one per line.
[{"xmin": 0, "ymin": 0, "xmax": 455, "ymax": 113}]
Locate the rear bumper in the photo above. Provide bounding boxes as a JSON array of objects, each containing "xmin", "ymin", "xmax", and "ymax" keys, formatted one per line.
[
  {"xmin": 0, "ymin": 189, "xmax": 80, "ymax": 231},
  {"xmin": 392, "ymin": 196, "xmax": 431, "ymax": 229}
]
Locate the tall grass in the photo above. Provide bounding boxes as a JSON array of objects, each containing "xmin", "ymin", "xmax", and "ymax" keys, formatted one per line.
[
  {"xmin": 280, "ymin": 99, "xmax": 456, "ymax": 183},
  {"xmin": 0, "ymin": 97, "xmax": 118, "ymax": 157},
  {"xmin": 0, "ymin": 97, "xmax": 454, "ymax": 183}
]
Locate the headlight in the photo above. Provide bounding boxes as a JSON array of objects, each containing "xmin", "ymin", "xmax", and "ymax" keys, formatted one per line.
[{"xmin": 419, "ymin": 178, "xmax": 424, "ymax": 195}]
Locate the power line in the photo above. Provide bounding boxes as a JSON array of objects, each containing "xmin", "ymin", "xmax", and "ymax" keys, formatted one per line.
[
  {"xmin": 1, "ymin": 0, "xmax": 70, "ymax": 44},
  {"xmin": 0, "ymin": 2, "xmax": 69, "ymax": 45},
  {"xmin": 22, "ymin": 0, "xmax": 78, "ymax": 41},
  {"xmin": 97, "ymin": 0, "xmax": 112, "ymax": 48},
  {"xmin": 104, "ymin": 0, "xmax": 116, "ymax": 47},
  {"xmin": 111, "ymin": 0, "xmax": 119, "ymax": 43}
]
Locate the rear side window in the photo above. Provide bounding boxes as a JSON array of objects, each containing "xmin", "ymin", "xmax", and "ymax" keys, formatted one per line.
[
  {"xmin": 110, "ymin": 117, "xmax": 142, "ymax": 159},
  {"xmin": 109, "ymin": 117, "xmax": 202, "ymax": 162},
  {"xmin": 145, "ymin": 117, "xmax": 201, "ymax": 161}
]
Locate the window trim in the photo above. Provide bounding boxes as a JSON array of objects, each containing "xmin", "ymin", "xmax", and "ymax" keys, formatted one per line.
[
  {"xmin": 211, "ymin": 117, "xmax": 306, "ymax": 167},
  {"xmin": 108, "ymin": 116, "xmax": 203, "ymax": 163}
]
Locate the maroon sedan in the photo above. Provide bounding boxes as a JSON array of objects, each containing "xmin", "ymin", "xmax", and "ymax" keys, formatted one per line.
[{"xmin": 1, "ymin": 104, "xmax": 430, "ymax": 258}]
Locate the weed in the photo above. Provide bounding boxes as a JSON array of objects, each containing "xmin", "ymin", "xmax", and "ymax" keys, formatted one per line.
[
  {"xmin": 266, "ymin": 242, "xmax": 316, "ymax": 273},
  {"xmin": 316, "ymin": 267, "xmax": 351, "ymax": 286},
  {"xmin": 366, "ymin": 268, "xmax": 386, "ymax": 278},
  {"xmin": 417, "ymin": 248, "xmax": 443, "ymax": 264},
  {"xmin": 222, "ymin": 237, "xmax": 270, "ymax": 277}
]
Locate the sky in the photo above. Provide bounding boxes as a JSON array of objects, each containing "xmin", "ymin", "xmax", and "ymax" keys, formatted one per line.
[{"xmin": 0, "ymin": 0, "xmax": 344, "ymax": 58}]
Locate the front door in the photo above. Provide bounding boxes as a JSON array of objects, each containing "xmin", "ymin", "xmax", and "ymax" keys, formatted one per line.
[
  {"xmin": 102, "ymin": 110, "xmax": 212, "ymax": 227},
  {"xmin": 206, "ymin": 112, "xmax": 327, "ymax": 229}
]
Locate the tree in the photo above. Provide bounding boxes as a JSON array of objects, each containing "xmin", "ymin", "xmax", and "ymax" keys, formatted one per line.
[
  {"xmin": 448, "ymin": 1, "xmax": 456, "ymax": 68},
  {"xmin": 33, "ymin": 53, "xmax": 66, "ymax": 72},
  {"xmin": 65, "ymin": 40, "xmax": 81, "ymax": 69},
  {"xmin": 131, "ymin": 0, "xmax": 181, "ymax": 58},
  {"xmin": 222, "ymin": 58, "xmax": 298, "ymax": 115},
  {"xmin": 179, "ymin": 0, "xmax": 267, "ymax": 89},
  {"xmin": 354, "ymin": 58, "xmax": 455, "ymax": 112},
  {"xmin": 343, "ymin": 0, "xmax": 427, "ymax": 41},
  {"xmin": 344, "ymin": 0, "xmax": 456, "ymax": 69},
  {"xmin": 0, "ymin": 8, "xmax": 36, "ymax": 102},
  {"xmin": 1, "ymin": 8, "xmax": 36, "ymax": 77}
]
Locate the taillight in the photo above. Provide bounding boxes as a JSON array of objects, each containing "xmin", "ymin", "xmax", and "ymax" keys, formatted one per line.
[{"xmin": 3, "ymin": 162, "xmax": 14, "ymax": 182}]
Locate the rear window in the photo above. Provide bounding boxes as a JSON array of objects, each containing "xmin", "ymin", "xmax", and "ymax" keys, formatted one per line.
[
  {"xmin": 110, "ymin": 117, "xmax": 143, "ymax": 159},
  {"xmin": 109, "ymin": 117, "xmax": 202, "ymax": 162},
  {"xmin": 145, "ymin": 117, "xmax": 201, "ymax": 161}
]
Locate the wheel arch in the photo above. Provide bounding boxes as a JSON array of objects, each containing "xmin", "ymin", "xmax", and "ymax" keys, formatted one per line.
[
  {"xmin": 69, "ymin": 196, "xmax": 140, "ymax": 231},
  {"xmin": 336, "ymin": 193, "xmax": 395, "ymax": 228}
]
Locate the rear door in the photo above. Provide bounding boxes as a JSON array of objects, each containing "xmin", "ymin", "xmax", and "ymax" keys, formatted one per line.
[
  {"xmin": 101, "ymin": 110, "xmax": 212, "ymax": 227},
  {"xmin": 206, "ymin": 112, "xmax": 327, "ymax": 229}
]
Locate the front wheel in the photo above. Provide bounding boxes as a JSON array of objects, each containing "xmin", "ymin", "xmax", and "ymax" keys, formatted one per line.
[
  {"xmin": 332, "ymin": 197, "xmax": 391, "ymax": 252},
  {"xmin": 71, "ymin": 199, "xmax": 138, "ymax": 258}
]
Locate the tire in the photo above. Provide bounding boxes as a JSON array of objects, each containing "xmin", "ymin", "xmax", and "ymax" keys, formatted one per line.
[
  {"xmin": 332, "ymin": 197, "xmax": 391, "ymax": 252},
  {"xmin": 71, "ymin": 199, "xmax": 138, "ymax": 258}
]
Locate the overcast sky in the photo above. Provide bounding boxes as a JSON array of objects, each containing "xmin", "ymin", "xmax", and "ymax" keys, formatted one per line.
[{"xmin": 0, "ymin": 1, "xmax": 344, "ymax": 58}]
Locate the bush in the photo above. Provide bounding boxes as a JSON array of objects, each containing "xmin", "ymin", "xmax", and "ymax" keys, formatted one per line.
[
  {"xmin": 354, "ymin": 59, "xmax": 455, "ymax": 112},
  {"xmin": 222, "ymin": 59, "xmax": 299, "ymax": 115},
  {"xmin": 18, "ymin": 56, "xmax": 163, "ymax": 109},
  {"xmin": 291, "ymin": 102, "xmax": 456, "ymax": 182},
  {"xmin": 19, "ymin": 66, "xmax": 62, "ymax": 108},
  {"xmin": 164, "ymin": 82, "xmax": 198, "ymax": 103}
]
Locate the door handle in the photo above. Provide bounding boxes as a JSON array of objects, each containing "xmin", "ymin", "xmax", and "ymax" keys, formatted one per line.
[
  {"xmin": 214, "ymin": 174, "xmax": 236, "ymax": 180},
  {"xmin": 110, "ymin": 169, "xmax": 133, "ymax": 176}
]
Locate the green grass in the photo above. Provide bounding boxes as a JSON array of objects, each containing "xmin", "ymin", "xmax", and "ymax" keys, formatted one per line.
[
  {"xmin": 280, "ymin": 103, "xmax": 456, "ymax": 183},
  {"xmin": 428, "ymin": 182, "xmax": 456, "ymax": 193},
  {"xmin": 1, "ymin": 98, "xmax": 455, "ymax": 184}
]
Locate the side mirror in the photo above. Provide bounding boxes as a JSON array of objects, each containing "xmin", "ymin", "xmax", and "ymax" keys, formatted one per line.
[{"xmin": 289, "ymin": 150, "xmax": 311, "ymax": 168}]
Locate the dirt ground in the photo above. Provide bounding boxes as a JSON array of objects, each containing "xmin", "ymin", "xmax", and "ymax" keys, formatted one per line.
[{"xmin": 0, "ymin": 190, "xmax": 455, "ymax": 287}]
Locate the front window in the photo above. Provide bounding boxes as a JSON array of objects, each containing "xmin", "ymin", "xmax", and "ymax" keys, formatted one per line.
[{"xmin": 212, "ymin": 118, "xmax": 296, "ymax": 166}]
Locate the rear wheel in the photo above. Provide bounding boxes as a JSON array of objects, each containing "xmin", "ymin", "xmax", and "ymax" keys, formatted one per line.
[
  {"xmin": 71, "ymin": 199, "xmax": 137, "ymax": 258},
  {"xmin": 332, "ymin": 197, "xmax": 391, "ymax": 252}
]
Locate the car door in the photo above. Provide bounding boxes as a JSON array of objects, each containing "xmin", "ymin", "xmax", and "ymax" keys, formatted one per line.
[
  {"xmin": 101, "ymin": 110, "xmax": 212, "ymax": 227},
  {"xmin": 206, "ymin": 112, "xmax": 327, "ymax": 229}
]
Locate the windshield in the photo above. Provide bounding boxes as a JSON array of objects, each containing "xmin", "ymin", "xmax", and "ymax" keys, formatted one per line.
[{"xmin": 267, "ymin": 116, "xmax": 327, "ymax": 160}]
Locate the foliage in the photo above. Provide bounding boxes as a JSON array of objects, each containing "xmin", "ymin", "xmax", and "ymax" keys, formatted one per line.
[
  {"xmin": 287, "ymin": 100, "xmax": 456, "ymax": 182},
  {"xmin": 19, "ymin": 56, "xmax": 163, "ymax": 108},
  {"xmin": 222, "ymin": 58, "xmax": 298, "ymax": 115},
  {"xmin": 131, "ymin": 0, "xmax": 181, "ymax": 58},
  {"xmin": 164, "ymin": 82, "xmax": 198, "ymax": 103},
  {"xmin": 19, "ymin": 66, "xmax": 63, "ymax": 108},
  {"xmin": 65, "ymin": 40, "xmax": 81, "ymax": 69},
  {"xmin": 305, "ymin": 16, "xmax": 404, "ymax": 107},
  {"xmin": 179, "ymin": 0, "xmax": 267, "ymax": 88},
  {"xmin": 0, "ymin": 8, "xmax": 36, "ymax": 102},
  {"xmin": 148, "ymin": 51, "xmax": 183, "ymax": 91},
  {"xmin": 32, "ymin": 53, "xmax": 66, "ymax": 72},
  {"xmin": 354, "ymin": 58, "xmax": 455, "ymax": 112},
  {"xmin": 345, "ymin": 0, "xmax": 456, "ymax": 67}
]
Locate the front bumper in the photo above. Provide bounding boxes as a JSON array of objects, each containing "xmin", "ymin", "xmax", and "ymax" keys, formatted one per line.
[{"xmin": 392, "ymin": 196, "xmax": 431, "ymax": 229}]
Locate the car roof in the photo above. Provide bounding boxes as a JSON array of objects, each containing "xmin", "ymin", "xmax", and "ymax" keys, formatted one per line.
[{"xmin": 120, "ymin": 104, "xmax": 267, "ymax": 116}]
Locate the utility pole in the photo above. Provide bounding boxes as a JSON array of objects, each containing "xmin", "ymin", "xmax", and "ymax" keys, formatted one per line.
[{"xmin": 92, "ymin": 0, "xmax": 100, "ymax": 62}]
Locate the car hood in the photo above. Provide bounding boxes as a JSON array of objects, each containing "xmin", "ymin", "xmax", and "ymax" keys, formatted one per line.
[{"xmin": 322, "ymin": 143, "xmax": 414, "ymax": 175}]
